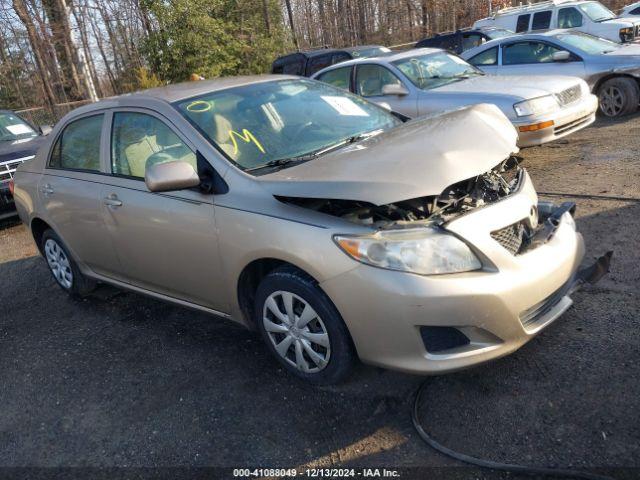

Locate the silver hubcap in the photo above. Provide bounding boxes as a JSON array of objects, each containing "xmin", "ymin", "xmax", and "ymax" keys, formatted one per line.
[
  {"xmin": 262, "ymin": 291, "xmax": 330, "ymax": 373},
  {"xmin": 44, "ymin": 239, "xmax": 73, "ymax": 289},
  {"xmin": 600, "ymin": 86, "xmax": 625, "ymax": 117}
]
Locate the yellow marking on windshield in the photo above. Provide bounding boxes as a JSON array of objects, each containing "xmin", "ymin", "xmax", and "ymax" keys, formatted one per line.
[
  {"xmin": 229, "ymin": 129, "xmax": 265, "ymax": 155},
  {"xmin": 186, "ymin": 100, "xmax": 212, "ymax": 113}
]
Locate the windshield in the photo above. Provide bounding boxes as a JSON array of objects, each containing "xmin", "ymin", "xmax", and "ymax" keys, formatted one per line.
[
  {"xmin": 486, "ymin": 29, "xmax": 514, "ymax": 39},
  {"xmin": 350, "ymin": 46, "xmax": 392, "ymax": 58},
  {"xmin": 176, "ymin": 79, "xmax": 400, "ymax": 172},
  {"xmin": 555, "ymin": 32, "xmax": 620, "ymax": 54},
  {"xmin": 578, "ymin": 2, "xmax": 616, "ymax": 22},
  {"xmin": 392, "ymin": 52, "xmax": 482, "ymax": 90},
  {"xmin": 0, "ymin": 112, "xmax": 37, "ymax": 142}
]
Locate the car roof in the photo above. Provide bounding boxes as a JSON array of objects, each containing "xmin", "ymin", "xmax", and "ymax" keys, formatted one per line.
[
  {"xmin": 100, "ymin": 75, "xmax": 298, "ymax": 105},
  {"xmin": 345, "ymin": 44, "xmax": 386, "ymax": 51},
  {"xmin": 314, "ymin": 47, "xmax": 444, "ymax": 71}
]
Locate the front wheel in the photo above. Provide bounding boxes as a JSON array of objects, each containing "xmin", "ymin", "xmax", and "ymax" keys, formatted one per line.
[
  {"xmin": 254, "ymin": 266, "xmax": 356, "ymax": 384},
  {"xmin": 41, "ymin": 229, "xmax": 95, "ymax": 297},
  {"xmin": 598, "ymin": 77, "xmax": 640, "ymax": 118}
]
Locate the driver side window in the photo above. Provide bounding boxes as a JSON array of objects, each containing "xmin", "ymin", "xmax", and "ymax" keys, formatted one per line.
[
  {"xmin": 503, "ymin": 41, "xmax": 562, "ymax": 65},
  {"xmin": 111, "ymin": 112, "xmax": 196, "ymax": 179},
  {"xmin": 558, "ymin": 7, "xmax": 583, "ymax": 28},
  {"xmin": 355, "ymin": 64, "xmax": 403, "ymax": 97}
]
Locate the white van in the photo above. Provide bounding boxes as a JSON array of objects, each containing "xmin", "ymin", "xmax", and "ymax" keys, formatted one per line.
[{"xmin": 474, "ymin": 0, "xmax": 640, "ymax": 43}]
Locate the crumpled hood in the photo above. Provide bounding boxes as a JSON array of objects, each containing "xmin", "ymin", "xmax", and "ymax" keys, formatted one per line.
[
  {"xmin": 258, "ymin": 103, "xmax": 518, "ymax": 206},
  {"xmin": 433, "ymin": 75, "xmax": 582, "ymax": 99},
  {"xmin": 0, "ymin": 135, "xmax": 45, "ymax": 164}
]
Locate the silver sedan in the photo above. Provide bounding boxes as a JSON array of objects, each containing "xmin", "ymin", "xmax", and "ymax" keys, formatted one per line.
[
  {"xmin": 462, "ymin": 29, "xmax": 640, "ymax": 117},
  {"xmin": 312, "ymin": 48, "xmax": 598, "ymax": 147}
]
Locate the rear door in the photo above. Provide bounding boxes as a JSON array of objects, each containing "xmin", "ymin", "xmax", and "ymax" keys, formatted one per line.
[
  {"xmin": 99, "ymin": 109, "xmax": 227, "ymax": 312},
  {"xmin": 40, "ymin": 112, "xmax": 122, "ymax": 277}
]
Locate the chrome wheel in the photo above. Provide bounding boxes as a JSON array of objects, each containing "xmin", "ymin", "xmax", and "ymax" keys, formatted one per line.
[
  {"xmin": 44, "ymin": 238, "xmax": 73, "ymax": 289},
  {"xmin": 262, "ymin": 291, "xmax": 331, "ymax": 373},
  {"xmin": 600, "ymin": 86, "xmax": 625, "ymax": 117}
]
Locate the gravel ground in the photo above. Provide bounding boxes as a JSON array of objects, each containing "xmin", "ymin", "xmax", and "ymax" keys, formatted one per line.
[{"xmin": 0, "ymin": 115, "xmax": 638, "ymax": 479}]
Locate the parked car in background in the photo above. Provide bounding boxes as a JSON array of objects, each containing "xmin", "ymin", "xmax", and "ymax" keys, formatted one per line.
[
  {"xmin": 0, "ymin": 110, "xmax": 50, "ymax": 220},
  {"xmin": 474, "ymin": 0, "xmax": 640, "ymax": 43},
  {"xmin": 312, "ymin": 48, "xmax": 598, "ymax": 147},
  {"xmin": 463, "ymin": 30, "xmax": 640, "ymax": 117},
  {"xmin": 12, "ymin": 76, "xmax": 610, "ymax": 383},
  {"xmin": 271, "ymin": 45, "xmax": 391, "ymax": 77},
  {"xmin": 415, "ymin": 27, "xmax": 514, "ymax": 54},
  {"xmin": 620, "ymin": 2, "xmax": 640, "ymax": 17}
]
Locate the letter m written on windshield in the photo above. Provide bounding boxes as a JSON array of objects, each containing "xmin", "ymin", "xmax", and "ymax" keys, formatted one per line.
[{"xmin": 229, "ymin": 129, "xmax": 265, "ymax": 155}]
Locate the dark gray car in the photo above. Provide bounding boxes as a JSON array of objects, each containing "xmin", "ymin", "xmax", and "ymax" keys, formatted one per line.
[
  {"xmin": 0, "ymin": 110, "xmax": 49, "ymax": 220},
  {"xmin": 462, "ymin": 29, "xmax": 640, "ymax": 117}
]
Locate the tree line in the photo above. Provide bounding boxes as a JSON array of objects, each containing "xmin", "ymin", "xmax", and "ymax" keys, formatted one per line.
[{"xmin": 0, "ymin": 0, "xmax": 628, "ymax": 122}]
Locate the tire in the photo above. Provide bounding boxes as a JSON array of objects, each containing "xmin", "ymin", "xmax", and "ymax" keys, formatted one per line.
[
  {"xmin": 254, "ymin": 265, "xmax": 356, "ymax": 384},
  {"xmin": 598, "ymin": 77, "xmax": 640, "ymax": 118},
  {"xmin": 41, "ymin": 229, "xmax": 96, "ymax": 297}
]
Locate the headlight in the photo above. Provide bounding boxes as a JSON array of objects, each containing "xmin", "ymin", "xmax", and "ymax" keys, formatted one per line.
[
  {"xmin": 334, "ymin": 228, "xmax": 481, "ymax": 275},
  {"xmin": 513, "ymin": 95, "xmax": 559, "ymax": 117},
  {"xmin": 620, "ymin": 27, "xmax": 634, "ymax": 41}
]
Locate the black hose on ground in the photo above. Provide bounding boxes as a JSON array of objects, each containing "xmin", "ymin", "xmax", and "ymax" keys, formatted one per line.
[{"xmin": 411, "ymin": 380, "xmax": 617, "ymax": 480}]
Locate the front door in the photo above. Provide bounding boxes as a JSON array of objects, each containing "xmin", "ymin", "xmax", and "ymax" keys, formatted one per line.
[
  {"xmin": 40, "ymin": 113, "xmax": 121, "ymax": 277},
  {"xmin": 498, "ymin": 41, "xmax": 586, "ymax": 78},
  {"xmin": 100, "ymin": 110, "xmax": 227, "ymax": 313},
  {"xmin": 354, "ymin": 64, "xmax": 418, "ymax": 118}
]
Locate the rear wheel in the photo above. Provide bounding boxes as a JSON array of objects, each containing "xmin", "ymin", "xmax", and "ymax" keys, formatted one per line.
[
  {"xmin": 254, "ymin": 266, "xmax": 356, "ymax": 384},
  {"xmin": 598, "ymin": 77, "xmax": 640, "ymax": 117},
  {"xmin": 41, "ymin": 229, "xmax": 95, "ymax": 297}
]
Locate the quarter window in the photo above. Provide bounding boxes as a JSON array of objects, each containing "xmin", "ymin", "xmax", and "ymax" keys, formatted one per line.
[
  {"xmin": 558, "ymin": 7, "xmax": 583, "ymax": 28},
  {"xmin": 631, "ymin": 7, "xmax": 640, "ymax": 15},
  {"xmin": 468, "ymin": 47, "xmax": 498, "ymax": 66},
  {"xmin": 49, "ymin": 114, "xmax": 103, "ymax": 172},
  {"xmin": 317, "ymin": 66, "xmax": 352, "ymax": 91},
  {"xmin": 515, "ymin": 14, "xmax": 531, "ymax": 32},
  {"xmin": 111, "ymin": 112, "xmax": 196, "ymax": 179},
  {"xmin": 503, "ymin": 41, "xmax": 562, "ymax": 65},
  {"xmin": 356, "ymin": 64, "xmax": 403, "ymax": 97},
  {"xmin": 532, "ymin": 10, "xmax": 552, "ymax": 30}
]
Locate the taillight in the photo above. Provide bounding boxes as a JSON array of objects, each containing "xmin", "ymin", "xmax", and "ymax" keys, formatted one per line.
[{"xmin": 9, "ymin": 179, "xmax": 15, "ymax": 196}]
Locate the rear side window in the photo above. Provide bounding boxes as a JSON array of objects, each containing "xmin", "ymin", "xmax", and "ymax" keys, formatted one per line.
[
  {"xmin": 503, "ymin": 41, "xmax": 561, "ymax": 65},
  {"xmin": 468, "ymin": 47, "xmax": 498, "ymax": 66},
  {"xmin": 532, "ymin": 10, "xmax": 552, "ymax": 30},
  {"xmin": 558, "ymin": 7, "xmax": 583, "ymax": 28},
  {"xmin": 516, "ymin": 14, "xmax": 531, "ymax": 32},
  {"xmin": 307, "ymin": 54, "xmax": 333, "ymax": 76},
  {"xmin": 317, "ymin": 66, "xmax": 352, "ymax": 91},
  {"xmin": 49, "ymin": 114, "xmax": 103, "ymax": 172},
  {"xmin": 331, "ymin": 52, "xmax": 351, "ymax": 64},
  {"xmin": 111, "ymin": 112, "xmax": 196, "ymax": 179}
]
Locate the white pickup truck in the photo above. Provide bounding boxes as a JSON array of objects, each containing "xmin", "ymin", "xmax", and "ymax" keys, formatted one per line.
[{"xmin": 474, "ymin": 0, "xmax": 640, "ymax": 43}]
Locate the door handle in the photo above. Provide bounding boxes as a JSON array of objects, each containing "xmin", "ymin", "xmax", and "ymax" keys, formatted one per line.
[
  {"xmin": 40, "ymin": 184, "xmax": 54, "ymax": 195},
  {"xmin": 103, "ymin": 194, "xmax": 123, "ymax": 208}
]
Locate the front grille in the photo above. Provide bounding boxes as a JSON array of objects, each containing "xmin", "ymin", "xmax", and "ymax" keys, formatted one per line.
[
  {"xmin": 491, "ymin": 221, "xmax": 525, "ymax": 255},
  {"xmin": 554, "ymin": 84, "xmax": 582, "ymax": 106},
  {"xmin": 0, "ymin": 156, "xmax": 33, "ymax": 185}
]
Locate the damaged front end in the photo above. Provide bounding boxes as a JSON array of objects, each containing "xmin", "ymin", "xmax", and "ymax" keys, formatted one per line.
[{"xmin": 278, "ymin": 155, "xmax": 524, "ymax": 230}]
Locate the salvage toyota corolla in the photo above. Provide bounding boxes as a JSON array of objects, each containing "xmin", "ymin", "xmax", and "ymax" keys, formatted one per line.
[{"xmin": 13, "ymin": 76, "xmax": 610, "ymax": 384}]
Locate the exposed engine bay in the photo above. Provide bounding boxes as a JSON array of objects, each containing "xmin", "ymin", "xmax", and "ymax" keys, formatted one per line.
[{"xmin": 278, "ymin": 156, "xmax": 523, "ymax": 228}]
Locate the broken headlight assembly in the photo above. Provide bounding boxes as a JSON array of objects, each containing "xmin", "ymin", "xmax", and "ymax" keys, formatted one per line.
[
  {"xmin": 333, "ymin": 228, "xmax": 481, "ymax": 275},
  {"xmin": 513, "ymin": 95, "xmax": 559, "ymax": 117}
]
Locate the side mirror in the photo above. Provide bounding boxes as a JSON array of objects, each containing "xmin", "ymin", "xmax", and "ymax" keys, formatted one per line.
[
  {"xmin": 145, "ymin": 160, "xmax": 200, "ymax": 192},
  {"xmin": 552, "ymin": 51, "xmax": 571, "ymax": 62},
  {"xmin": 381, "ymin": 84, "xmax": 409, "ymax": 96},
  {"xmin": 39, "ymin": 125, "xmax": 52, "ymax": 136}
]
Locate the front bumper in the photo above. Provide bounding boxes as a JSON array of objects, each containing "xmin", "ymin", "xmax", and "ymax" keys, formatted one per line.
[
  {"xmin": 514, "ymin": 94, "xmax": 598, "ymax": 147},
  {"xmin": 320, "ymin": 171, "xmax": 607, "ymax": 375}
]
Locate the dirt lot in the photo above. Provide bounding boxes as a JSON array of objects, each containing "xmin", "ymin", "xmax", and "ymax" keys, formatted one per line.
[{"xmin": 0, "ymin": 116, "xmax": 638, "ymax": 479}]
